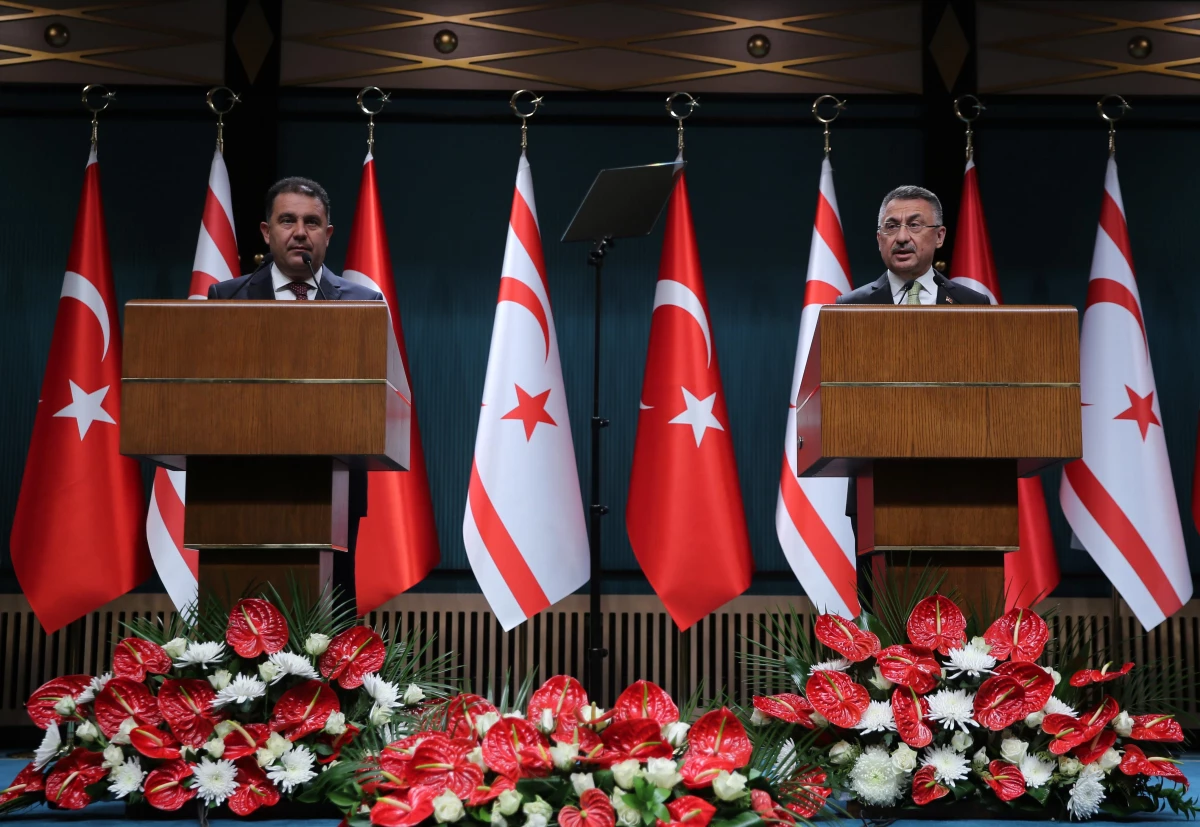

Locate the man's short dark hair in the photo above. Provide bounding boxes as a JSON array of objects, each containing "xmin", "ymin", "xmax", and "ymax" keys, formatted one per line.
[
  {"xmin": 878, "ymin": 185, "xmax": 943, "ymax": 227},
  {"xmin": 265, "ymin": 177, "xmax": 331, "ymax": 222}
]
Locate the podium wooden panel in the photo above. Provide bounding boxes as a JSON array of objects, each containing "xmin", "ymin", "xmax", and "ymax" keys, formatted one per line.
[
  {"xmin": 795, "ymin": 306, "xmax": 1081, "ymax": 603},
  {"xmin": 121, "ymin": 300, "xmax": 410, "ymax": 602}
]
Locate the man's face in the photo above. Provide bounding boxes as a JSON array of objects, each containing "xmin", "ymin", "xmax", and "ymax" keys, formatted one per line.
[
  {"xmin": 260, "ymin": 192, "xmax": 334, "ymax": 278},
  {"xmin": 876, "ymin": 197, "xmax": 946, "ymax": 278}
]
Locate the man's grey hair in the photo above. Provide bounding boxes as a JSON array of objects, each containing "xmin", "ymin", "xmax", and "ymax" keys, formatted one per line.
[{"xmin": 877, "ymin": 185, "xmax": 943, "ymax": 227}]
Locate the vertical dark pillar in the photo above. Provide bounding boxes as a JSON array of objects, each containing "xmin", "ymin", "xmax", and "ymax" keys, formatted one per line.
[
  {"xmin": 224, "ymin": 0, "xmax": 283, "ymax": 273},
  {"xmin": 921, "ymin": 0, "xmax": 978, "ymax": 267}
]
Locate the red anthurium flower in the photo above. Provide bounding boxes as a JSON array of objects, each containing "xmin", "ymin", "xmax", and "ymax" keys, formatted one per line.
[
  {"xmin": 907, "ymin": 594, "xmax": 966, "ymax": 655},
  {"xmin": 1079, "ymin": 696, "xmax": 1121, "ymax": 733},
  {"xmin": 44, "ymin": 748, "xmax": 107, "ymax": 810},
  {"xmin": 814, "ymin": 614, "xmax": 881, "ymax": 662},
  {"xmin": 482, "ymin": 717, "xmax": 552, "ymax": 779},
  {"xmin": 319, "ymin": 723, "xmax": 361, "ymax": 765},
  {"xmin": 371, "ymin": 786, "xmax": 438, "ymax": 827},
  {"xmin": 130, "ymin": 725, "xmax": 182, "ymax": 759},
  {"xmin": 269, "ymin": 680, "xmax": 340, "ymax": 741},
  {"xmin": 528, "ymin": 675, "xmax": 589, "ymax": 734},
  {"xmin": 158, "ymin": 678, "xmax": 221, "ymax": 747},
  {"xmin": 993, "ymin": 662, "xmax": 1054, "ymax": 716},
  {"xmin": 973, "ymin": 676, "xmax": 1027, "ymax": 731},
  {"xmin": 1072, "ymin": 728, "xmax": 1117, "ymax": 765},
  {"xmin": 222, "ymin": 721, "xmax": 271, "ymax": 761},
  {"xmin": 143, "ymin": 759, "xmax": 196, "ymax": 811},
  {"xmin": 25, "ymin": 676, "xmax": 92, "ymax": 729},
  {"xmin": 984, "ymin": 761, "xmax": 1025, "ymax": 802},
  {"xmin": 112, "ymin": 638, "xmax": 172, "ymax": 682},
  {"xmin": 466, "ymin": 775, "xmax": 515, "ymax": 807},
  {"xmin": 319, "ymin": 626, "xmax": 386, "ymax": 690},
  {"xmin": 408, "ymin": 737, "xmax": 483, "ymax": 799},
  {"xmin": 0, "ymin": 762, "xmax": 46, "ymax": 806},
  {"xmin": 983, "ymin": 608, "xmax": 1049, "ymax": 662},
  {"xmin": 876, "ymin": 645, "xmax": 941, "ymax": 694},
  {"xmin": 1120, "ymin": 745, "xmax": 1189, "ymax": 787},
  {"xmin": 228, "ymin": 758, "xmax": 281, "ymax": 816},
  {"xmin": 891, "ymin": 687, "xmax": 932, "ymax": 748},
  {"xmin": 225, "ymin": 598, "xmax": 289, "ymax": 658},
  {"xmin": 1070, "ymin": 662, "xmax": 1134, "ymax": 687},
  {"xmin": 685, "ymin": 708, "xmax": 753, "ymax": 768},
  {"xmin": 912, "ymin": 765, "xmax": 950, "ymax": 806},
  {"xmin": 1130, "ymin": 714, "xmax": 1185, "ymax": 743},
  {"xmin": 602, "ymin": 718, "xmax": 674, "ymax": 762},
  {"xmin": 378, "ymin": 733, "xmax": 440, "ymax": 791},
  {"xmin": 805, "ymin": 670, "xmax": 870, "ymax": 728},
  {"xmin": 669, "ymin": 794, "xmax": 718, "ymax": 827},
  {"xmin": 680, "ymin": 755, "xmax": 735, "ymax": 789},
  {"xmin": 1043, "ymin": 714, "xmax": 1091, "ymax": 755},
  {"xmin": 611, "ymin": 680, "xmax": 679, "ymax": 725},
  {"xmin": 781, "ymin": 767, "xmax": 831, "ymax": 818},
  {"xmin": 95, "ymin": 677, "xmax": 163, "ymax": 737},
  {"xmin": 559, "ymin": 788, "xmax": 616, "ymax": 827},
  {"xmin": 445, "ymin": 694, "xmax": 498, "ymax": 741},
  {"xmin": 752, "ymin": 693, "xmax": 816, "ymax": 728}
]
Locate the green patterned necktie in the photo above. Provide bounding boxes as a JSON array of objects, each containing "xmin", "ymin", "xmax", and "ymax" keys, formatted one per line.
[{"xmin": 905, "ymin": 280, "xmax": 923, "ymax": 305}]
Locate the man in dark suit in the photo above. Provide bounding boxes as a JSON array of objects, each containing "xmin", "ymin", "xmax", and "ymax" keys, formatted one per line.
[{"xmin": 209, "ymin": 177, "xmax": 382, "ymax": 609}]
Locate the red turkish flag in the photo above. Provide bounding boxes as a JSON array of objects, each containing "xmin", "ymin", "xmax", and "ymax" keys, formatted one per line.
[
  {"xmin": 949, "ymin": 156, "xmax": 1059, "ymax": 610},
  {"xmin": 11, "ymin": 147, "xmax": 149, "ymax": 632},
  {"xmin": 341, "ymin": 152, "xmax": 440, "ymax": 613},
  {"xmin": 626, "ymin": 170, "xmax": 753, "ymax": 630},
  {"xmin": 1194, "ymin": 419, "xmax": 1200, "ymax": 534}
]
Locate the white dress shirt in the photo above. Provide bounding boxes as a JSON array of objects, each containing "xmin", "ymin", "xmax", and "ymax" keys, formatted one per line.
[
  {"xmin": 887, "ymin": 268, "xmax": 937, "ymax": 305},
  {"xmin": 271, "ymin": 262, "xmax": 323, "ymax": 300}
]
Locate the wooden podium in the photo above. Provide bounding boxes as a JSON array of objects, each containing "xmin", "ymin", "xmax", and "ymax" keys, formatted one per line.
[
  {"xmin": 120, "ymin": 300, "xmax": 410, "ymax": 601},
  {"xmin": 794, "ymin": 306, "xmax": 1081, "ymax": 601}
]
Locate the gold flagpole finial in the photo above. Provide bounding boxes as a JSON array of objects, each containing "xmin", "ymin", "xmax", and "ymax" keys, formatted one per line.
[
  {"xmin": 357, "ymin": 87, "xmax": 391, "ymax": 153},
  {"xmin": 206, "ymin": 86, "xmax": 240, "ymax": 154},
  {"xmin": 666, "ymin": 92, "xmax": 698, "ymax": 154},
  {"xmin": 953, "ymin": 94, "xmax": 985, "ymax": 161},
  {"xmin": 1098, "ymin": 94, "xmax": 1130, "ymax": 156},
  {"xmin": 510, "ymin": 90, "xmax": 544, "ymax": 151},
  {"xmin": 812, "ymin": 94, "xmax": 846, "ymax": 157},
  {"xmin": 81, "ymin": 84, "xmax": 115, "ymax": 147}
]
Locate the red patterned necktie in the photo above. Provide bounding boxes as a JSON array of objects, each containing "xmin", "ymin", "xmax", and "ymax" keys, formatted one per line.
[{"xmin": 287, "ymin": 281, "xmax": 310, "ymax": 301}]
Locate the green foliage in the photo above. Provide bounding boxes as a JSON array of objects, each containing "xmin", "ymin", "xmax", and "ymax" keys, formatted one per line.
[
  {"xmin": 859, "ymin": 561, "xmax": 947, "ymax": 648},
  {"xmin": 744, "ymin": 606, "xmax": 818, "ymax": 695}
]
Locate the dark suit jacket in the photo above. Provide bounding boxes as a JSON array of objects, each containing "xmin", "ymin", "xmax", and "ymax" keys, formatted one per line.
[{"xmin": 835, "ymin": 271, "xmax": 990, "ymax": 518}]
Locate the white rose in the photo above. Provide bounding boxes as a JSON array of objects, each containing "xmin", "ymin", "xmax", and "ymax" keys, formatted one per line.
[
  {"xmin": 970, "ymin": 636, "xmax": 992, "ymax": 653},
  {"xmin": 324, "ymin": 711, "xmax": 348, "ymax": 736},
  {"xmin": 403, "ymin": 684, "xmax": 425, "ymax": 705},
  {"xmin": 474, "ymin": 711, "xmax": 501, "ymax": 738},
  {"xmin": 578, "ymin": 704, "xmax": 609, "ymax": 732},
  {"xmin": 523, "ymin": 797, "xmax": 552, "ymax": 819},
  {"xmin": 809, "ymin": 711, "xmax": 829, "ymax": 728},
  {"xmin": 163, "ymin": 637, "xmax": 189, "ymax": 658},
  {"xmin": 972, "ymin": 748, "xmax": 989, "ymax": 770},
  {"xmin": 255, "ymin": 748, "xmax": 275, "ymax": 768},
  {"xmin": 496, "ymin": 788, "xmax": 522, "ymax": 816},
  {"xmin": 370, "ymin": 704, "xmax": 393, "ymax": 726},
  {"xmin": 571, "ymin": 773, "xmax": 595, "ymax": 796},
  {"xmin": 1048, "ymin": 669, "xmax": 1062, "ymax": 686},
  {"xmin": 611, "ymin": 759, "xmax": 642, "ymax": 790},
  {"xmin": 215, "ymin": 720, "xmax": 236, "ymax": 737},
  {"xmin": 490, "ymin": 811, "xmax": 507, "ymax": 827},
  {"xmin": 102, "ymin": 743, "xmax": 125, "ymax": 769},
  {"xmin": 951, "ymin": 731, "xmax": 973, "ymax": 752},
  {"xmin": 644, "ymin": 757, "xmax": 682, "ymax": 789},
  {"xmin": 536, "ymin": 708, "xmax": 556, "ymax": 735},
  {"xmin": 549, "ymin": 742, "xmax": 578, "ymax": 771},
  {"xmin": 891, "ymin": 744, "xmax": 917, "ymax": 773},
  {"xmin": 432, "ymin": 789, "xmax": 465, "ymax": 823},
  {"xmin": 712, "ymin": 770, "xmax": 748, "ymax": 802},
  {"xmin": 1112, "ymin": 711, "xmax": 1133, "ymax": 738},
  {"xmin": 204, "ymin": 738, "xmax": 225, "ymax": 759},
  {"xmin": 524, "ymin": 815, "xmax": 548, "ymax": 827},
  {"xmin": 1024, "ymin": 711, "xmax": 1045, "ymax": 729},
  {"xmin": 1099, "ymin": 748, "xmax": 1122, "ymax": 772},
  {"xmin": 180, "ymin": 745, "xmax": 198, "ymax": 762},
  {"xmin": 467, "ymin": 747, "xmax": 484, "ymax": 769},
  {"xmin": 208, "ymin": 669, "xmax": 233, "ymax": 691},
  {"xmin": 76, "ymin": 720, "xmax": 98, "ymax": 742},
  {"xmin": 750, "ymin": 708, "xmax": 768, "ymax": 726},
  {"xmin": 111, "ymin": 717, "xmax": 137, "ymax": 746},
  {"xmin": 611, "ymin": 792, "xmax": 641, "ymax": 827},
  {"xmin": 304, "ymin": 633, "xmax": 331, "ymax": 656},
  {"xmin": 829, "ymin": 741, "xmax": 855, "ymax": 766},
  {"xmin": 1058, "ymin": 756, "xmax": 1081, "ymax": 777},
  {"xmin": 1000, "ymin": 738, "xmax": 1028, "ymax": 765},
  {"xmin": 258, "ymin": 662, "xmax": 281, "ymax": 684},
  {"xmin": 869, "ymin": 665, "xmax": 894, "ymax": 692},
  {"xmin": 662, "ymin": 721, "xmax": 690, "ymax": 748},
  {"xmin": 266, "ymin": 732, "xmax": 292, "ymax": 759},
  {"xmin": 54, "ymin": 696, "xmax": 76, "ymax": 717}
]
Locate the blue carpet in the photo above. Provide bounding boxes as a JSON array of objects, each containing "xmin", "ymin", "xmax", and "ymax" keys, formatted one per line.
[{"xmin": 2, "ymin": 754, "xmax": 1198, "ymax": 824}]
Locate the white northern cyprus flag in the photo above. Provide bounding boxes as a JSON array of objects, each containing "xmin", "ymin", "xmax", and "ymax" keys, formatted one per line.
[
  {"xmin": 1060, "ymin": 155, "xmax": 1191, "ymax": 629},
  {"xmin": 463, "ymin": 152, "xmax": 589, "ymax": 630}
]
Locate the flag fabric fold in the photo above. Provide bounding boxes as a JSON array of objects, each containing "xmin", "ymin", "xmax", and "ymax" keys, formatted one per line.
[
  {"xmin": 343, "ymin": 151, "xmax": 440, "ymax": 614},
  {"xmin": 626, "ymin": 167, "xmax": 754, "ymax": 631},
  {"xmin": 1059, "ymin": 156, "xmax": 1191, "ymax": 630},
  {"xmin": 11, "ymin": 147, "xmax": 149, "ymax": 633},
  {"xmin": 949, "ymin": 156, "xmax": 1060, "ymax": 611},
  {"xmin": 463, "ymin": 152, "xmax": 588, "ymax": 630},
  {"xmin": 775, "ymin": 157, "xmax": 858, "ymax": 617}
]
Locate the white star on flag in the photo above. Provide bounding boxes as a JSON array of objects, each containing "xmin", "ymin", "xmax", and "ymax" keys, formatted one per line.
[
  {"xmin": 53, "ymin": 380, "xmax": 115, "ymax": 440},
  {"xmin": 668, "ymin": 387, "xmax": 724, "ymax": 446}
]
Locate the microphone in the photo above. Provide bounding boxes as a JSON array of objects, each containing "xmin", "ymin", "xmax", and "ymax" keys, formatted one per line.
[
  {"xmin": 299, "ymin": 251, "xmax": 324, "ymax": 300},
  {"xmin": 900, "ymin": 279, "xmax": 917, "ymax": 304},
  {"xmin": 932, "ymin": 271, "xmax": 951, "ymax": 291}
]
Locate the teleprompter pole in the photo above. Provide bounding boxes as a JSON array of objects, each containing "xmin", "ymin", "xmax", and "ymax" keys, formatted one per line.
[{"xmin": 585, "ymin": 237, "xmax": 612, "ymax": 704}]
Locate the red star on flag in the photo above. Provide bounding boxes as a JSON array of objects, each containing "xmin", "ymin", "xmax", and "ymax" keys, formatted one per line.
[
  {"xmin": 502, "ymin": 384, "xmax": 556, "ymax": 440},
  {"xmin": 1113, "ymin": 385, "xmax": 1161, "ymax": 440}
]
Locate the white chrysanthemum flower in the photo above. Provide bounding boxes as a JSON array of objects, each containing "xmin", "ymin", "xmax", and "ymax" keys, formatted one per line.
[
  {"xmin": 76, "ymin": 672, "xmax": 112, "ymax": 704},
  {"xmin": 926, "ymin": 689, "xmax": 978, "ymax": 733},
  {"xmin": 1067, "ymin": 773, "xmax": 1105, "ymax": 820},
  {"xmin": 175, "ymin": 641, "xmax": 226, "ymax": 669},
  {"xmin": 1043, "ymin": 696, "xmax": 1077, "ymax": 717},
  {"xmin": 192, "ymin": 758, "xmax": 238, "ymax": 805},
  {"xmin": 266, "ymin": 651, "xmax": 320, "ymax": 684},
  {"xmin": 362, "ymin": 673, "xmax": 402, "ymax": 709},
  {"xmin": 920, "ymin": 744, "xmax": 970, "ymax": 784},
  {"xmin": 944, "ymin": 643, "xmax": 997, "ymax": 678},
  {"xmin": 266, "ymin": 744, "xmax": 317, "ymax": 793},
  {"xmin": 1020, "ymin": 754, "xmax": 1056, "ymax": 789},
  {"xmin": 108, "ymin": 757, "xmax": 145, "ymax": 798},
  {"xmin": 849, "ymin": 746, "xmax": 903, "ymax": 806},
  {"xmin": 854, "ymin": 700, "xmax": 897, "ymax": 734},
  {"xmin": 809, "ymin": 658, "xmax": 853, "ymax": 675},
  {"xmin": 34, "ymin": 724, "xmax": 62, "ymax": 770},
  {"xmin": 213, "ymin": 674, "xmax": 266, "ymax": 708}
]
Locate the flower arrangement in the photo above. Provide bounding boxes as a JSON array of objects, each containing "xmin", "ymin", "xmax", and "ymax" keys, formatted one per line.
[{"xmin": 748, "ymin": 581, "xmax": 1197, "ymax": 821}]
